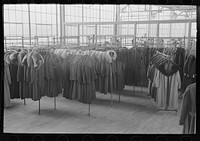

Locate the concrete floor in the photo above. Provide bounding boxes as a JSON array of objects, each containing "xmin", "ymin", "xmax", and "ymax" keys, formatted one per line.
[{"xmin": 3, "ymin": 86, "xmax": 183, "ymax": 134}]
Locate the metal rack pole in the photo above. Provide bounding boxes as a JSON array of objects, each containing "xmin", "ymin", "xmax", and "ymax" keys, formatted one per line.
[
  {"xmin": 88, "ymin": 104, "xmax": 90, "ymax": 116},
  {"xmin": 54, "ymin": 97, "xmax": 56, "ymax": 110},
  {"xmin": 111, "ymin": 63, "xmax": 113, "ymax": 106},
  {"xmin": 24, "ymin": 99, "xmax": 26, "ymax": 105},
  {"xmin": 39, "ymin": 99, "xmax": 40, "ymax": 115}
]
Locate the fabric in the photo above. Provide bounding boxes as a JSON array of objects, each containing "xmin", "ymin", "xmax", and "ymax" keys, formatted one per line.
[
  {"xmin": 153, "ymin": 69, "xmax": 181, "ymax": 109},
  {"xmin": 182, "ymin": 55, "xmax": 196, "ymax": 92},
  {"xmin": 4, "ymin": 61, "xmax": 11, "ymax": 108},
  {"xmin": 179, "ymin": 83, "xmax": 196, "ymax": 134},
  {"xmin": 9, "ymin": 52, "xmax": 20, "ymax": 99}
]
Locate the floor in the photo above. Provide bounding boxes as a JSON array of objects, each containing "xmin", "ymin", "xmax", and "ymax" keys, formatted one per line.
[{"xmin": 4, "ymin": 86, "xmax": 183, "ymax": 134}]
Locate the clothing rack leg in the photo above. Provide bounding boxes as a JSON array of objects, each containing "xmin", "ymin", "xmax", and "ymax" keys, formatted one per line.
[
  {"xmin": 39, "ymin": 99, "xmax": 40, "ymax": 115},
  {"xmin": 88, "ymin": 104, "xmax": 90, "ymax": 116},
  {"xmin": 54, "ymin": 97, "xmax": 56, "ymax": 110},
  {"xmin": 110, "ymin": 63, "xmax": 113, "ymax": 106},
  {"xmin": 119, "ymin": 92, "xmax": 120, "ymax": 102},
  {"xmin": 111, "ymin": 92, "xmax": 113, "ymax": 105}
]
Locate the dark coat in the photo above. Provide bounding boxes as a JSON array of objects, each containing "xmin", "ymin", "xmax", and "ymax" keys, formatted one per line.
[
  {"xmin": 179, "ymin": 83, "xmax": 196, "ymax": 134},
  {"xmin": 182, "ymin": 55, "xmax": 196, "ymax": 91}
]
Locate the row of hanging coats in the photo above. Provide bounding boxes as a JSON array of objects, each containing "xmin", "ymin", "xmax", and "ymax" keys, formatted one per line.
[
  {"xmin": 124, "ymin": 45, "xmax": 185, "ymax": 88},
  {"xmin": 4, "ymin": 46, "xmax": 128, "ymax": 107}
]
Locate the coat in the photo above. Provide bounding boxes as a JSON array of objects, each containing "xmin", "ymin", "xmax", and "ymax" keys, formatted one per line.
[
  {"xmin": 182, "ymin": 55, "xmax": 196, "ymax": 91},
  {"xmin": 179, "ymin": 83, "xmax": 196, "ymax": 134},
  {"xmin": 4, "ymin": 61, "xmax": 11, "ymax": 108},
  {"xmin": 152, "ymin": 69, "xmax": 181, "ymax": 110}
]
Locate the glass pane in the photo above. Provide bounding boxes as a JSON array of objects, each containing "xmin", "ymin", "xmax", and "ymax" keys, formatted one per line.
[
  {"xmin": 41, "ymin": 5, "xmax": 47, "ymax": 13},
  {"xmin": 23, "ymin": 24, "xmax": 29, "ymax": 36},
  {"xmin": 41, "ymin": 13, "xmax": 47, "ymax": 24},
  {"xmin": 31, "ymin": 24, "xmax": 36, "ymax": 37},
  {"xmin": 51, "ymin": 14, "xmax": 56, "ymax": 24},
  {"xmin": 16, "ymin": 11, "xmax": 23, "ymax": 22},
  {"xmin": 10, "ymin": 24, "xmax": 17, "ymax": 36},
  {"xmin": 4, "ymin": 24, "xmax": 10, "ymax": 36},
  {"xmin": 30, "ymin": 12, "xmax": 36, "ymax": 23},
  {"xmin": 16, "ymin": 4, "xmax": 22, "ymax": 11},
  {"xmin": 46, "ymin": 5, "xmax": 51, "ymax": 13},
  {"xmin": 4, "ymin": 10, "xmax": 9, "ymax": 22},
  {"xmin": 23, "ymin": 11, "xmax": 28, "ymax": 23},
  {"xmin": 46, "ymin": 14, "xmax": 52, "ymax": 23},
  {"xmin": 21, "ymin": 4, "xmax": 28, "ymax": 11},
  {"xmin": 9, "ymin": 10, "xmax": 16, "ymax": 22},
  {"xmin": 52, "ymin": 25, "xmax": 56, "ymax": 35},
  {"xmin": 30, "ymin": 5, "xmax": 35, "ymax": 12},
  {"xmin": 37, "ymin": 25, "xmax": 42, "ymax": 36},
  {"xmin": 16, "ymin": 24, "xmax": 23, "ymax": 36},
  {"xmin": 36, "ymin": 12, "xmax": 41, "ymax": 23}
]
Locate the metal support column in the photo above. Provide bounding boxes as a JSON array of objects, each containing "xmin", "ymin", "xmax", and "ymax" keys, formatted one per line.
[
  {"xmin": 95, "ymin": 24, "xmax": 97, "ymax": 45},
  {"xmin": 60, "ymin": 5, "xmax": 64, "ymax": 45},
  {"xmin": 28, "ymin": 5, "xmax": 31, "ymax": 47},
  {"xmin": 39, "ymin": 100, "xmax": 40, "ymax": 115},
  {"xmin": 187, "ymin": 22, "xmax": 192, "ymax": 50},
  {"xmin": 134, "ymin": 23, "xmax": 137, "ymax": 46},
  {"xmin": 56, "ymin": 4, "xmax": 58, "ymax": 45},
  {"xmin": 54, "ymin": 97, "xmax": 56, "ymax": 110},
  {"xmin": 78, "ymin": 24, "xmax": 80, "ymax": 46},
  {"xmin": 156, "ymin": 22, "xmax": 160, "ymax": 47}
]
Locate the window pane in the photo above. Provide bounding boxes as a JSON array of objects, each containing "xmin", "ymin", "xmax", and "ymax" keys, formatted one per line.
[
  {"xmin": 4, "ymin": 10, "xmax": 9, "ymax": 22},
  {"xmin": 23, "ymin": 24, "xmax": 29, "ymax": 36},
  {"xmin": 41, "ymin": 13, "xmax": 46, "ymax": 24},
  {"xmin": 23, "ymin": 11, "xmax": 28, "ymax": 23},
  {"xmin": 36, "ymin": 13, "xmax": 41, "ymax": 23},
  {"xmin": 16, "ymin": 24, "xmax": 23, "ymax": 36},
  {"xmin": 9, "ymin": 10, "xmax": 16, "ymax": 22},
  {"xmin": 31, "ymin": 24, "xmax": 36, "ymax": 37},
  {"xmin": 21, "ymin": 4, "xmax": 28, "ymax": 11},
  {"xmin": 10, "ymin": 24, "xmax": 17, "ymax": 35},
  {"xmin": 30, "ymin": 12, "xmax": 36, "ymax": 23},
  {"xmin": 4, "ymin": 24, "xmax": 10, "ymax": 36},
  {"xmin": 46, "ymin": 14, "xmax": 51, "ymax": 23},
  {"xmin": 16, "ymin": 11, "xmax": 23, "ymax": 22},
  {"xmin": 51, "ymin": 14, "xmax": 56, "ymax": 24}
]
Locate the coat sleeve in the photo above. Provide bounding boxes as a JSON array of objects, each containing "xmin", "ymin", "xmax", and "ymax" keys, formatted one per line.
[
  {"xmin": 7, "ymin": 66, "xmax": 12, "ymax": 84},
  {"xmin": 179, "ymin": 88, "xmax": 190, "ymax": 125},
  {"xmin": 152, "ymin": 69, "xmax": 159, "ymax": 88},
  {"xmin": 177, "ymin": 71, "xmax": 181, "ymax": 89},
  {"xmin": 30, "ymin": 58, "xmax": 36, "ymax": 84}
]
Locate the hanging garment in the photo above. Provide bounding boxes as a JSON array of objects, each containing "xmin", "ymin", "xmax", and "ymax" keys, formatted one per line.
[
  {"xmin": 179, "ymin": 83, "xmax": 196, "ymax": 134},
  {"xmin": 4, "ymin": 61, "xmax": 11, "ymax": 108},
  {"xmin": 182, "ymin": 55, "xmax": 196, "ymax": 92},
  {"xmin": 152, "ymin": 68, "xmax": 181, "ymax": 110},
  {"xmin": 17, "ymin": 51, "xmax": 27, "ymax": 99},
  {"xmin": 147, "ymin": 64, "xmax": 157, "ymax": 101},
  {"xmin": 151, "ymin": 52, "xmax": 181, "ymax": 110},
  {"xmin": 9, "ymin": 52, "xmax": 20, "ymax": 99}
]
